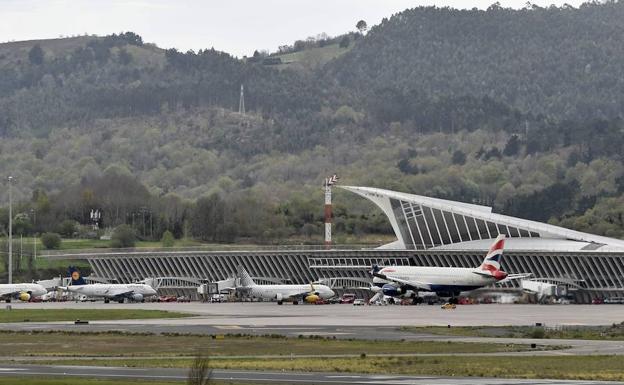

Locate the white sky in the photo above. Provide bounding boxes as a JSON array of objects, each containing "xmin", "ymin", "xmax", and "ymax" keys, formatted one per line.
[{"xmin": 1, "ymin": 0, "xmax": 586, "ymax": 57}]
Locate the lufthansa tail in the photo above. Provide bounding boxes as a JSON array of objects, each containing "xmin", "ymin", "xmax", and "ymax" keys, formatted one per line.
[{"xmin": 68, "ymin": 266, "xmax": 86, "ymax": 286}]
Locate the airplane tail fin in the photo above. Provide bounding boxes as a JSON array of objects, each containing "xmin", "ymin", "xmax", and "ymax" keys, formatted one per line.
[
  {"xmin": 479, "ymin": 235, "xmax": 507, "ymax": 280},
  {"xmin": 236, "ymin": 265, "xmax": 256, "ymax": 287},
  {"xmin": 68, "ymin": 266, "xmax": 86, "ymax": 286}
]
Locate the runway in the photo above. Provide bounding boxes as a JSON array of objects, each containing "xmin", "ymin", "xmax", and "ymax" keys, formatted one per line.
[
  {"xmin": 6, "ymin": 302, "xmax": 624, "ymax": 326},
  {"xmin": 3, "ymin": 302, "xmax": 624, "ymax": 356},
  {"xmin": 0, "ymin": 364, "xmax": 622, "ymax": 385},
  {"xmin": 2, "ymin": 302, "xmax": 624, "ymax": 383}
]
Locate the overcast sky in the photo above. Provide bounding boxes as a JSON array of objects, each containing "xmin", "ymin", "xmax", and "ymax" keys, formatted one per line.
[{"xmin": 1, "ymin": 0, "xmax": 586, "ymax": 57}]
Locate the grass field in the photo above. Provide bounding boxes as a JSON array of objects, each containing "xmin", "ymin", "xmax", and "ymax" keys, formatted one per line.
[
  {"xmin": 0, "ymin": 378, "xmax": 255, "ymax": 385},
  {"xmin": 0, "ymin": 331, "xmax": 536, "ymax": 357},
  {"xmin": 403, "ymin": 323, "xmax": 624, "ymax": 340},
  {"xmin": 0, "ymin": 309, "xmax": 190, "ymax": 323},
  {"xmin": 0, "ymin": 379, "xmax": 179, "ymax": 385},
  {"xmin": 36, "ymin": 355, "xmax": 624, "ymax": 382},
  {"xmin": 272, "ymin": 43, "xmax": 352, "ymax": 70}
]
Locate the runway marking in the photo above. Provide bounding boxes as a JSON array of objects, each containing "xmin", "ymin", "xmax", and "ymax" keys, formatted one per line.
[
  {"xmin": 214, "ymin": 325, "xmax": 243, "ymax": 329},
  {"xmin": 0, "ymin": 368, "xmax": 26, "ymax": 371}
]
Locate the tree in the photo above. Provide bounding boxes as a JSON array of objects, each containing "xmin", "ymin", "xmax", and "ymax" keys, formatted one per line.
[
  {"xmin": 28, "ymin": 44, "xmax": 45, "ymax": 65},
  {"xmin": 356, "ymin": 20, "xmax": 368, "ymax": 34},
  {"xmin": 339, "ymin": 35, "xmax": 350, "ymax": 48},
  {"xmin": 58, "ymin": 220, "xmax": 78, "ymax": 238},
  {"xmin": 118, "ymin": 48, "xmax": 133, "ymax": 65},
  {"xmin": 503, "ymin": 134, "xmax": 521, "ymax": 156},
  {"xmin": 452, "ymin": 150, "xmax": 467, "ymax": 165},
  {"xmin": 111, "ymin": 224, "xmax": 136, "ymax": 248},
  {"xmin": 161, "ymin": 230, "xmax": 175, "ymax": 247},
  {"xmin": 41, "ymin": 233, "xmax": 61, "ymax": 249}
]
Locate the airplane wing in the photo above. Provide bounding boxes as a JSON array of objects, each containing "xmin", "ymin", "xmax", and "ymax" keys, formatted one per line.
[
  {"xmin": 106, "ymin": 289, "xmax": 135, "ymax": 298},
  {"xmin": 497, "ymin": 273, "xmax": 533, "ymax": 284},
  {"xmin": 382, "ymin": 275, "xmax": 432, "ymax": 291},
  {"xmin": 284, "ymin": 290, "xmax": 313, "ymax": 300},
  {"xmin": 0, "ymin": 291, "xmax": 19, "ymax": 300}
]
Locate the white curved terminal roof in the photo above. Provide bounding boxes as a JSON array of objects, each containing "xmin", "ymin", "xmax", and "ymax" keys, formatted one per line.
[{"xmin": 340, "ymin": 186, "xmax": 624, "ymax": 252}]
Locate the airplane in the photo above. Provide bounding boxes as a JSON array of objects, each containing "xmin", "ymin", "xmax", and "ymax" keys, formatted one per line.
[
  {"xmin": 0, "ymin": 283, "xmax": 48, "ymax": 303},
  {"xmin": 236, "ymin": 266, "xmax": 335, "ymax": 305},
  {"xmin": 371, "ymin": 234, "xmax": 531, "ymax": 304},
  {"xmin": 58, "ymin": 267, "xmax": 157, "ymax": 303}
]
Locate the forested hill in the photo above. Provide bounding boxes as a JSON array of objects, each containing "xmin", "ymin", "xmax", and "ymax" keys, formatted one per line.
[
  {"xmin": 1, "ymin": 3, "xmax": 624, "ymax": 246},
  {"xmin": 329, "ymin": 2, "xmax": 624, "ymax": 121}
]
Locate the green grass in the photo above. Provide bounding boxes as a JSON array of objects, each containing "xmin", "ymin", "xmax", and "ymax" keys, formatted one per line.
[
  {"xmin": 0, "ymin": 331, "xmax": 537, "ymax": 357},
  {"xmin": 0, "ymin": 379, "xmax": 179, "ymax": 385},
  {"xmin": 35, "ymin": 355, "xmax": 624, "ymax": 382},
  {"xmin": 0, "ymin": 378, "xmax": 256, "ymax": 385},
  {"xmin": 403, "ymin": 323, "xmax": 624, "ymax": 340},
  {"xmin": 273, "ymin": 43, "xmax": 352, "ymax": 70},
  {"xmin": 0, "ymin": 309, "xmax": 191, "ymax": 323}
]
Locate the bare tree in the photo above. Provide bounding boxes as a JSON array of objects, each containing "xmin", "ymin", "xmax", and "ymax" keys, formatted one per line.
[{"xmin": 187, "ymin": 350, "xmax": 212, "ymax": 385}]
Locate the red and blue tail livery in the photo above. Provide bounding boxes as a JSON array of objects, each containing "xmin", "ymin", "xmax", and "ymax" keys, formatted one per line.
[{"xmin": 480, "ymin": 234, "xmax": 507, "ymax": 280}]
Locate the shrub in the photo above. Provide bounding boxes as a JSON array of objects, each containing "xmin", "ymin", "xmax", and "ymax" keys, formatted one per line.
[
  {"xmin": 161, "ymin": 230, "xmax": 174, "ymax": 247},
  {"xmin": 529, "ymin": 327, "xmax": 545, "ymax": 339},
  {"xmin": 41, "ymin": 232, "xmax": 61, "ymax": 249},
  {"xmin": 58, "ymin": 219, "xmax": 78, "ymax": 238},
  {"xmin": 111, "ymin": 224, "xmax": 136, "ymax": 248}
]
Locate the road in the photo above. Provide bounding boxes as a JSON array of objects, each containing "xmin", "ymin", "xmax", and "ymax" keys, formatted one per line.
[{"xmin": 0, "ymin": 364, "xmax": 621, "ymax": 385}]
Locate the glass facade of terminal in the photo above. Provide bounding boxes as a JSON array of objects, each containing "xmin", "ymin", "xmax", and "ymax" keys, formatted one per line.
[{"xmin": 389, "ymin": 198, "xmax": 539, "ymax": 249}]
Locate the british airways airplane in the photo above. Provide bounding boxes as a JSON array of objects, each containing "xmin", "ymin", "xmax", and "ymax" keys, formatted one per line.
[{"xmin": 371, "ymin": 235, "xmax": 530, "ymax": 304}]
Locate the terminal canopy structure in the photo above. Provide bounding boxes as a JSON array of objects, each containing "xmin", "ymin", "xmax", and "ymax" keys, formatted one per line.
[{"xmin": 44, "ymin": 186, "xmax": 624, "ymax": 302}]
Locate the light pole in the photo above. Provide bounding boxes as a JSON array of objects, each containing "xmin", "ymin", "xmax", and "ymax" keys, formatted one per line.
[
  {"xmin": 8, "ymin": 175, "xmax": 13, "ymax": 284},
  {"xmin": 30, "ymin": 208, "xmax": 36, "ymax": 261}
]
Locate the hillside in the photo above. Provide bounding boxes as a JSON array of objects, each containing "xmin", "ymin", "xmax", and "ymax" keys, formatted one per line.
[
  {"xmin": 328, "ymin": 2, "xmax": 624, "ymax": 121},
  {"xmin": 1, "ymin": 3, "xmax": 624, "ymax": 249}
]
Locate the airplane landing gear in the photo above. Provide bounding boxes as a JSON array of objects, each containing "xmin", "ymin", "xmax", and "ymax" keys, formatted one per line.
[
  {"xmin": 449, "ymin": 297, "xmax": 459, "ymax": 305},
  {"xmin": 104, "ymin": 299, "xmax": 110, "ymax": 304}
]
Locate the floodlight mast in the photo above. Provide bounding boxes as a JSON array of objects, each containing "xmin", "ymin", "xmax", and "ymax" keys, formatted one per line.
[
  {"xmin": 8, "ymin": 175, "xmax": 13, "ymax": 284},
  {"xmin": 323, "ymin": 175, "xmax": 339, "ymax": 249}
]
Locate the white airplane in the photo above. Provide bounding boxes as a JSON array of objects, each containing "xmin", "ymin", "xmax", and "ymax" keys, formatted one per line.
[
  {"xmin": 0, "ymin": 283, "xmax": 47, "ymax": 303},
  {"xmin": 58, "ymin": 267, "xmax": 157, "ymax": 303},
  {"xmin": 372, "ymin": 235, "xmax": 530, "ymax": 304},
  {"xmin": 236, "ymin": 266, "xmax": 335, "ymax": 305}
]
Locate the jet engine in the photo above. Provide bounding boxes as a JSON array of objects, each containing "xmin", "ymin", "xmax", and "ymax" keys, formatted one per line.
[
  {"xmin": 382, "ymin": 284, "xmax": 402, "ymax": 297},
  {"xmin": 131, "ymin": 293, "xmax": 144, "ymax": 302},
  {"xmin": 18, "ymin": 292, "xmax": 31, "ymax": 302},
  {"xmin": 305, "ymin": 294, "xmax": 320, "ymax": 303}
]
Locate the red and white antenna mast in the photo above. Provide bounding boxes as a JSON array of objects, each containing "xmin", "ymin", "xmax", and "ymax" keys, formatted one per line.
[{"xmin": 323, "ymin": 174, "xmax": 338, "ymax": 249}]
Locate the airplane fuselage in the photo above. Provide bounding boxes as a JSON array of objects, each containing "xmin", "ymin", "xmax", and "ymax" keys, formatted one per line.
[
  {"xmin": 374, "ymin": 266, "xmax": 497, "ymax": 295},
  {"xmin": 66, "ymin": 283, "xmax": 157, "ymax": 299},
  {"xmin": 248, "ymin": 284, "xmax": 335, "ymax": 301},
  {"xmin": 0, "ymin": 283, "xmax": 48, "ymax": 300}
]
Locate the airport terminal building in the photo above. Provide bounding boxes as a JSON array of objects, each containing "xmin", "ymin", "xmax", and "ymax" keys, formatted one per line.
[{"xmin": 48, "ymin": 186, "xmax": 624, "ymax": 302}]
